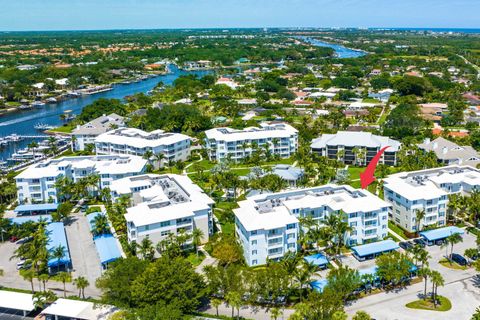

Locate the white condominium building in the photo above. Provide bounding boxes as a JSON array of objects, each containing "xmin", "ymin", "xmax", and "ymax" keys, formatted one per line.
[
  {"xmin": 111, "ymin": 174, "xmax": 214, "ymax": 247},
  {"xmin": 234, "ymin": 185, "xmax": 391, "ymax": 266},
  {"xmin": 204, "ymin": 122, "xmax": 298, "ymax": 162},
  {"xmin": 71, "ymin": 113, "xmax": 125, "ymax": 151},
  {"xmin": 383, "ymin": 165, "xmax": 480, "ymax": 233},
  {"xmin": 95, "ymin": 127, "xmax": 192, "ymax": 166},
  {"xmin": 15, "ymin": 155, "xmax": 147, "ymax": 204},
  {"xmin": 311, "ymin": 131, "xmax": 401, "ymax": 166}
]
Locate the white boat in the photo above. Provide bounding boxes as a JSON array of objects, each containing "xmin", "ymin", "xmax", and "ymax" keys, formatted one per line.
[
  {"xmin": 46, "ymin": 97, "xmax": 57, "ymax": 103},
  {"xmin": 32, "ymin": 101, "xmax": 46, "ymax": 108},
  {"xmin": 34, "ymin": 123, "xmax": 55, "ymax": 130}
]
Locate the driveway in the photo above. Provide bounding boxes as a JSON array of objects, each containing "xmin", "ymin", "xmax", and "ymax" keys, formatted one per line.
[{"xmin": 64, "ymin": 213, "xmax": 102, "ymax": 297}]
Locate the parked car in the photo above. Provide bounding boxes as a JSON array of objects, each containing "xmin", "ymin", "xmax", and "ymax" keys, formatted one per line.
[
  {"xmin": 399, "ymin": 241, "xmax": 413, "ymax": 250},
  {"xmin": 435, "ymin": 239, "xmax": 445, "ymax": 246},
  {"xmin": 413, "ymin": 238, "xmax": 427, "ymax": 247},
  {"xmin": 451, "ymin": 253, "xmax": 468, "ymax": 266},
  {"xmin": 15, "ymin": 236, "xmax": 32, "ymax": 245},
  {"xmin": 9, "ymin": 236, "xmax": 18, "ymax": 243}
]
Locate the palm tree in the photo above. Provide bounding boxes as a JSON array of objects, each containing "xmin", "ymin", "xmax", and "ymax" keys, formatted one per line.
[
  {"xmin": 20, "ymin": 269, "xmax": 35, "ymax": 293},
  {"xmin": 33, "ymin": 290, "xmax": 57, "ymax": 309},
  {"xmin": 73, "ymin": 276, "xmax": 89, "ymax": 299},
  {"xmin": 38, "ymin": 273, "xmax": 49, "ymax": 292},
  {"xmin": 154, "ymin": 153, "xmax": 165, "ymax": 169},
  {"xmin": 52, "ymin": 244, "xmax": 66, "ymax": 273},
  {"xmin": 418, "ymin": 267, "xmax": 431, "ymax": 300},
  {"xmin": 55, "ymin": 271, "xmax": 71, "ymax": 298},
  {"xmin": 430, "ymin": 270, "xmax": 444, "ymax": 307},
  {"xmin": 211, "ymin": 298, "xmax": 222, "ymax": 316},
  {"xmin": 142, "ymin": 150, "xmax": 154, "ymax": 168},
  {"xmin": 337, "ymin": 148, "xmax": 346, "ymax": 163},
  {"xmin": 225, "ymin": 291, "xmax": 242, "ymax": 319},
  {"xmin": 191, "ymin": 228, "xmax": 204, "ymax": 257},
  {"xmin": 27, "ymin": 141, "xmax": 39, "ymax": 161},
  {"xmin": 294, "ymin": 260, "xmax": 317, "ymax": 301},
  {"xmin": 139, "ymin": 237, "xmax": 154, "ymax": 261},
  {"xmin": 270, "ymin": 307, "xmax": 282, "ymax": 320},
  {"xmin": 92, "ymin": 213, "xmax": 110, "ymax": 236},
  {"xmin": 446, "ymin": 233, "xmax": 463, "ymax": 260},
  {"xmin": 415, "ymin": 209, "xmax": 426, "ymax": 236},
  {"xmin": 47, "ymin": 136, "xmax": 58, "ymax": 155}
]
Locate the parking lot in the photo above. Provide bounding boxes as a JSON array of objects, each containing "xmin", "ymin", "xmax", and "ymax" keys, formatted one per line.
[{"xmin": 344, "ymin": 231, "xmax": 480, "ymax": 319}]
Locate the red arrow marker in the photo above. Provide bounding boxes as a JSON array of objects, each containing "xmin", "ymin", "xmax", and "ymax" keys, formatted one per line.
[{"xmin": 359, "ymin": 146, "xmax": 390, "ymax": 189}]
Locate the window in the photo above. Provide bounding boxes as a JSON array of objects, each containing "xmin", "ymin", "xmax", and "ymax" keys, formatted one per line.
[
  {"xmin": 251, "ymin": 230, "xmax": 257, "ymax": 235},
  {"xmin": 251, "ymin": 240, "xmax": 257, "ymax": 246},
  {"xmin": 252, "ymin": 250, "xmax": 257, "ymax": 255},
  {"xmin": 252, "ymin": 260, "xmax": 258, "ymax": 265},
  {"xmin": 160, "ymin": 221, "xmax": 170, "ymax": 227},
  {"xmin": 161, "ymin": 231, "xmax": 170, "ymax": 236},
  {"xmin": 288, "ymin": 243, "xmax": 296, "ymax": 249},
  {"xmin": 287, "ymin": 233, "xmax": 295, "ymax": 239},
  {"xmin": 286, "ymin": 223, "xmax": 296, "ymax": 230}
]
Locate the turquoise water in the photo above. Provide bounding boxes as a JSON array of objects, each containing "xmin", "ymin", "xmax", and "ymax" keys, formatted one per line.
[{"xmin": 300, "ymin": 36, "xmax": 367, "ymax": 58}]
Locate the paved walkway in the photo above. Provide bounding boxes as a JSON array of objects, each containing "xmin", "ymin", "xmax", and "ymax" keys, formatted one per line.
[
  {"xmin": 195, "ymin": 247, "xmax": 217, "ymax": 274},
  {"xmin": 388, "ymin": 227, "xmax": 406, "ymax": 241}
]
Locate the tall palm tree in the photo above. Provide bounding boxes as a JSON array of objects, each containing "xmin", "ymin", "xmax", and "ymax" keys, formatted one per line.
[
  {"xmin": 55, "ymin": 271, "xmax": 71, "ymax": 298},
  {"xmin": 27, "ymin": 141, "xmax": 39, "ymax": 161},
  {"xmin": 20, "ymin": 269, "xmax": 35, "ymax": 293},
  {"xmin": 38, "ymin": 273, "xmax": 49, "ymax": 292},
  {"xmin": 294, "ymin": 261, "xmax": 317, "ymax": 301},
  {"xmin": 191, "ymin": 228, "xmax": 204, "ymax": 257},
  {"xmin": 154, "ymin": 153, "xmax": 165, "ymax": 169},
  {"xmin": 73, "ymin": 276, "xmax": 90, "ymax": 299},
  {"xmin": 430, "ymin": 270, "xmax": 444, "ymax": 307},
  {"xmin": 225, "ymin": 291, "xmax": 242, "ymax": 319},
  {"xmin": 52, "ymin": 244, "xmax": 66, "ymax": 273},
  {"xmin": 418, "ymin": 267, "xmax": 431, "ymax": 300},
  {"xmin": 415, "ymin": 209, "xmax": 426, "ymax": 236},
  {"xmin": 446, "ymin": 233, "xmax": 463, "ymax": 260}
]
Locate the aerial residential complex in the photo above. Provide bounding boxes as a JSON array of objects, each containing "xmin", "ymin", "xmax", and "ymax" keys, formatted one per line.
[
  {"xmin": 15, "ymin": 155, "xmax": 147, "ymax": 204},
  {"xmin": 311, "ymin": 131, "xmax": 401, "ymax": 166},
  {"xmin": 234, "ymin": 184, "xmax": 391, "ymax": 266},
  {"xmin": 204, "ymin": 122, "xmax": 298, "ymax": 162},
  {"xmin": 95, "ymin": 127, "xmax": 192, "ymax": 166},
  {"xmin": 383, "ymin": 165, "xmax": 480, "ymax": 233},
  {"xmin": 71, "ymin": 113, "xmax": 125, "ymax": 151},
  {"xmin": 110, "ymin": 174, "xmax": 214, "ymax": 247}
]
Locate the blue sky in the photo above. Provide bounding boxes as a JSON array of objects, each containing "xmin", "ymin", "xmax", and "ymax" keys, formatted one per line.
[{"xmin": 1, "ymin": 0, "xmax": 479, "ymax": 31}]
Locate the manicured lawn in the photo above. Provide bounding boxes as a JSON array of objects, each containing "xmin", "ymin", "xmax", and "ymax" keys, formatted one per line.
[
  {"xmin": 439, "ymin": 258, "xmax": 468, "ymax": 270},
  {"xmin": 406, "ymin": 296, "xmax": 452, "ymax": 312},
  {"xmin": 362, "ymin": 98, "xmax": 381, "ymax": 104},
  {"xmin": 186, "ymin": 251, "xmax": 205, "ymax": 267},
  {"xmin": 347, "ymin": 166, "xmax": 364, "ymax": 180},
  {"xmin": 186, "ymin": 159, "xmax": 216, "ymax": 173},
  {"xmin": 388, "ymin": 222, "xmax": 408, "ymax": 240},
  {"xmin": 49, "ymin": 124, "xmax": 75, "ymax": 133}
]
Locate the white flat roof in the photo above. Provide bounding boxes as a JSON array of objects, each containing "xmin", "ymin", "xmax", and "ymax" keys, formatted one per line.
[
  {"xmin": 16, "ymin": 155, "xmax": 147, "ymax": 179},
  {"xmin": 384, "ymin": 165, "xmax": 480, "ymax": 200},
  {"xmin": 205, "ymin": 122, "xmax": 297, "ymax": 142},
  {"xmin": 42, "ymin": 298, "xmax": 117, "ymax": 320},
  {"xmin": 121, "ymin": 174, "xmax": 214, "ymax": 227},
  {"xmin": 95, "ymin": 127, "xmax": 191, "ymax": 148},
  {"xmin": 0, "ymin": 290, "xmax": 34, "ymax": 312},
  {"xmin": 235, "ymin": 184, "xmax": 390, "ymax": 232}
]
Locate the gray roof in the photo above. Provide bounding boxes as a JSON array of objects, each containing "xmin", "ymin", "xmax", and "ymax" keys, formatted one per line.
[
  {"xmin": 272, "ymin": 165, "xmax": 304, "ymax": 181},
  {"xmin": 72, "ymin": 113, "xmax": 125, "ymax": 136},
  {"xmin": 418, "ymin": 137, "xmax": 480, "ymax": 167},
  {"xmin": 311, "ymin": 131, "xmax": 401, "ymax": 151}
]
